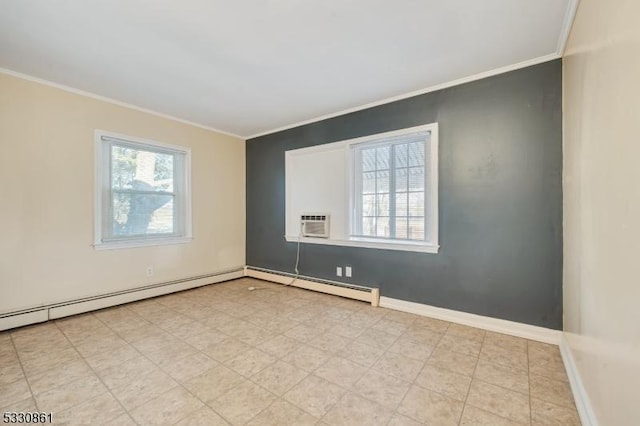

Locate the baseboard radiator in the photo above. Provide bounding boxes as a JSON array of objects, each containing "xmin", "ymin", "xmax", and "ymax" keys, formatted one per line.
[
  {"xmin": 244, "ymin": 266, "xmax": 380, "ymax": 307},
  {"xmin": 0, "ymin": 267, "xmax": 245, "ymax": 331}
]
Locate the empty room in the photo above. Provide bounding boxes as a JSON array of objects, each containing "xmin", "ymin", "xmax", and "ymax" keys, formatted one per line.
[{"xmin": 0, "ymin": 0, "xmax": 638, "ymax": 425}]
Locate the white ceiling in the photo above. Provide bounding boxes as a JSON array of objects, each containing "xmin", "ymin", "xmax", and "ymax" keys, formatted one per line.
[{"xmin": 0, "ymin": 0, "xmax": 575, "ymax": 138}]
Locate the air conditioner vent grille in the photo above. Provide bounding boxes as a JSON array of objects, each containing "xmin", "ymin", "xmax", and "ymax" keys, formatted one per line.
[{"xmin": 300, "ymin": 213, "xmax": 330, "ymax": 238}]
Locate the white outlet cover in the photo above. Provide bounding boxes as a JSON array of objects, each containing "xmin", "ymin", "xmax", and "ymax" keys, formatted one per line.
[
  {"xmin": 336, "ymin": 266, "xmax": 342, "ymax": 277},
  {"xmin": 345, "ymin": 266, "xmax": 352, "ymax": 277}
]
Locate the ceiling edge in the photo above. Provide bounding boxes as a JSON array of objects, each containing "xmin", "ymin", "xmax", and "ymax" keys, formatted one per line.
[
  {"xmin": 246, "ymin": 53, "xmax": 560, "ymax": 139},
  {"xmin": 556, "ymin": 0, "xmax": 581, "ymax": 56},
  {"xmin": 0, "ymin": 67, "xmax": 244, "ymax": 140}
]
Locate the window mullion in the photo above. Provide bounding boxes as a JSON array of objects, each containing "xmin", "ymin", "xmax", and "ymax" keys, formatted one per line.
[
  {"xmin": 356, "ymin": 148, "xmax": 362, "ymax": 236},
  {"xmin": 106, "ymin": 142, "xmax": 114, "ymax": 241},
  {"xmin": 389, "ymin": 144, "xmax": 396, "ymax": 238},
  {"xmin": 111, "ymin": 189, "xmax": 176, "ymax": 196},
  {"xmin": 423, "ymin": 140, "xmax": 428, "ymax": 242},
  {"xmin": 374, "ymin": 148, "xmax": 378, "ymax": 236}
]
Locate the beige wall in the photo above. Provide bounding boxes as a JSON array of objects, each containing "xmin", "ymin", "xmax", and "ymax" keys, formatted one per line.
[
  {"xmin": 0, "ymin": 73, "xmax": 245, "ymax": 314},
  {"xmin": 563, "ymin": 0, "xmax": 640, "ymax": 424}
]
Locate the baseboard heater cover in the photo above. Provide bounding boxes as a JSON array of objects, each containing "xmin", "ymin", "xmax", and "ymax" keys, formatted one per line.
[
  {"xmin": 244, "ymin": 266, "xmax": 380, "ymax": 307},
  {"xmin": 0, "ymin": 267, "xmax": 244, "ymax": 331}
]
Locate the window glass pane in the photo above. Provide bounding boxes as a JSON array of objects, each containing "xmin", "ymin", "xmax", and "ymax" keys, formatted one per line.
[
  {"xmin": 395, "ymin": 144, "xmax": 408, "ymax": 167},
  {"xmin": 376, "ymin": 170, "xmax": 389, "ymax": 193},
  {"xmin": 149, "ymin": 200, "xmax": 175, "ymax": 234},
  {"xmin": 362, "ymin": 194, "xmax": 376, "ymax": 216},
  {"xmin": 362, "ymin": 148, "xmax": 376, "ymax": 172},
  {"xmin": 352, "ymin": 128, "xmax": 433, "ymax": 243},
  {"xmin": 396, "ymin": 192, "xmax": 408, "ymax": 216},
  {"xmin": 362, "ymin": 217, "xmax": 376, "ymax": 236},
  {"xmin": 395, "ymin": 218, "xmax": 408, "ymax": 239},
  {"xmin": 154, "ymin": 153, "xmax": 175, "ymax": 191},
  {"xmin": 408, "ymin": 217, "xmax": 425, "ymax": 240},
  {"xmin": 377, "ymin": 193, "xmax": 389, "ymax": 216},
  {"xmin": 408, "ymin": 192, "xmax": 425, "ymax": 216},
  {"xmin": 112, "ymin": 145, "xmax": 174, "ymax": 192},
  {"xmin": 112, "ymin": 193, "xmax": 174, "ymax": 237},
  {"xmin": 395, "ymin": 168, "xmax": 408, "ymax": 192},
  {"xmin": 362, "ymin": 172, "xmax": 376, "ymax": 194},
  {"xmin": 376, "ymin": 146, "xmax": 390, "ymax": 170},
  {"xmin": 408, "ymin": 166, "xmax": 425, "ymax": 191},
  {"xmin": 111, "ymin": 146, "xmax": 136, "ymax": 189},
  {"xmin": 376, "ymin": 217, "xmax": 390, "ymax": 237},
  {"xmin": 408, "ymin": 142, "xmax": 425, "ymax": 166}
]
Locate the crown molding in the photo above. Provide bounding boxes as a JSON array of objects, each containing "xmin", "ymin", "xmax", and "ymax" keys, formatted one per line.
[
  {"xmin": 0, "ymin": 67, "xmax": 244, "ymax": 139},
  {"xmin": 247, "ymin": 53, "xmax": 560, "ymax": 139}
]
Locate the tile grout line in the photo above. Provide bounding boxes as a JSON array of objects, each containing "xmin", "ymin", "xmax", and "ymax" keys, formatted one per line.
[
  {"xmin": 391, "ymin": 317, "xmax": 438, "ymax": 424},
  {"xmin": 86, "ymin": 310, "xmax": 166, "ymax": 424},
  {"xmin": 7, "ymin": 332, "xmax": 39, "ymax": 412},
  {"xmin": 247, "ymin": 283, "xmax": 378, "ymax": 423},
  {"xmin": 90, "ymin": 304, "xmax": 233, "ymax": 425},
  {"xmin": 316, "ymin": 351, "xmax": 366, "ymax": 424},
  {"xmin": 52, "ymin": 317, "xmax": 137, "ymax": 425},
  {"xmin": 463, "ymin": 334, "xmax": 540, "ymax": 425},
  {"xmin": 185, "ymin": 283, "xmax": 323, "ymax": 424},
  {"xmin": 239, "ymin": 284, "xmax": 401, "ymax": 423},
  {"xmin": 459, "ymin": 329, "xmax": 486, "ymax": 425},
  {"xmin": 338, "ymin": 309, "xmax": 421, "ymax": 421},
  {"xmin": 395, "ymin": 326, "xmax": 536, "ymax": 425},
  {"xmin": 234, "ymin": 280, "xmax": 388, "ymax": 423},
  {"xmin": 198, "ymin": 285, "xmax": 338, "ymax": 424},
  {"xmin": 106, "ymin": 280, "xmax": 348, "ymax": 424},
  {"xmin": 280, "ymin": 302, "xmax": 374, "ymax": 423},
  {"xmin": 7, "ymin": 279, "xmax": 572, "ymax": 426},
  {"xmin": 386, "ymin": 317, "xmax": 451, "ymax": 425},
  {"xmin": 314, "ymin": 309, "xmax": 399, "ymax": 424},
  {"xmin": 8, "ymin": 288, "xmax": 346, "ymax": 425},
  {"xmin": 527, "ymin": 340, "xmax": 533, "ymax": 426},
  {"xmin": 81, "ymin": 304, "xmax": 188, "ymax": 424}
]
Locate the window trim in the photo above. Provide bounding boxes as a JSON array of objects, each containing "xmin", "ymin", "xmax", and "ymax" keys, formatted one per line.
[
  {"xmin": 94, "ymin": 130, "xmax": 192, "ymax": 250},
  {"xmin": 283, "ymin": 123, "xmax": 439, "ymax": 254},
  {"xmin": 348, "ymin": 123, "xmax": 439, "ymax": 251},
  {"xmin": 283, "ymin": 234, "xmax": 439, "ymax": 253},
  {"xmin": 351, "ymin": 132, "xmax": 425, "ymax": 241}
]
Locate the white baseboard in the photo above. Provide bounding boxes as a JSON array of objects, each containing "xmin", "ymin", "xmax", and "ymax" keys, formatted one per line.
[
  {"xmin": 559, "ymin": 335, "xmax": 599, "ymax": 426},
  {"xmin": 0, "ymin": 268, "xmax": 244, "ymax": 331},
  {"xmin": 244, "ymin": 266, "xmax": 380, "ymax": 306},
  {"xmin": 379, "ymin": 296, "xmax": 561, "ymax": 344}
]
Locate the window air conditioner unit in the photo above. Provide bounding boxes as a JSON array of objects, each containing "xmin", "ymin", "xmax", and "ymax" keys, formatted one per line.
[{"xmin": 301, "ymin": 213, "xmax": 330, "ymax": 238}]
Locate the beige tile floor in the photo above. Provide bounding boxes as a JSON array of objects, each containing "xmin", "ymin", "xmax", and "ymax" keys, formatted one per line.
[{"xmin": 0, "ymin": 278, "xmax": 580, "ymax": 425}]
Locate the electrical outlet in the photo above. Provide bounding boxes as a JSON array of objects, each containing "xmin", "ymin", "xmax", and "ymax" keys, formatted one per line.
[
  {"xmin": 336, "ymin": 266, "xmax": 342, "ymax": 277},
  {"xmin": 146, "ymin": 266, "xmax": 154, "ymax": 277},
  {"xmin": 345, "ymin": 266, "xmax": 352, "ymax": 277}
]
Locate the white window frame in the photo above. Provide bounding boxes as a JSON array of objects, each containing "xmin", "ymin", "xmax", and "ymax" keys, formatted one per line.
[
  {"xmin": 349, "ymin": 123, "xmax": 439, "ymax": 252},
  {"xmin": 284, "ymin": 123, "xmax": 439, "ymax": 254},
  {"xmin": 94, "ymin": 130, "xmax": 192, "ymax": 250}
]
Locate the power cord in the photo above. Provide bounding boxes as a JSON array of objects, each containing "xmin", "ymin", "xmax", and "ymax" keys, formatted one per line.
[
  {"xmin": 288, "ymin": 227, "xmax": 302, "ymax": 286},
  {"xmin": 249, "ymin": 224, "xmax": 302, "ymax": 291}
]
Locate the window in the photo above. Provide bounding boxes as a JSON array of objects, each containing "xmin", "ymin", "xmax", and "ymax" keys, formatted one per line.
[
  {"xmin": 351, "ymin": 123, "xmax": 438, "ymax": 248},
  {"xmin": 94, "ymin": 131, "xmax": 192, "ymax": 249},
  {"xmin": 284, "ymin": 123, "xmax": 438, "ymax": 253}
]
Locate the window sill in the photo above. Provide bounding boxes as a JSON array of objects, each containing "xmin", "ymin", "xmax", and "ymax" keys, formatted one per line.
[
  {"xmin": 284, "ymin": 235, "xmax": 439, "ymax": 254},
  {"xmin": 94, "ymin": 236, "xmax": 192, "ymax": 250}
]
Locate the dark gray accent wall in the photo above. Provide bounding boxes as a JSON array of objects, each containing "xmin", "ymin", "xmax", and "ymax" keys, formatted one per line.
[{"xmin": 246, "ymin": 59, "xmax": 563, "ymax": 329}]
